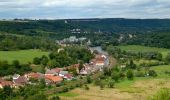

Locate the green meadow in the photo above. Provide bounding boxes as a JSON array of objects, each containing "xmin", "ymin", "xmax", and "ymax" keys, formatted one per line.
[
  {"xmin": 0, "ymin": 49, "xmax": 49, "ymax": 64},
  {"xmin": 116, "ymin": 45, "xmax": 170, "ymax": 58}
]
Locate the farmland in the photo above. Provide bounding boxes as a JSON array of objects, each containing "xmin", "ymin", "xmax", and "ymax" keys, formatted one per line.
[
  {"xmin": 116, "ymin": 45, "xmax": 170, "ymax": 58},
  {"xmin": 0, "ymin": 49, "xmax": 49, "ymax": 64}
]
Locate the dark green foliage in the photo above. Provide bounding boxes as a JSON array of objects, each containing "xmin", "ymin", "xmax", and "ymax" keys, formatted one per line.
[
  {"xmin": 33, "ymin": 57, "xmax": 41, "ymax": 65},
  {"xmin": 84, "ymin": 85, "xmax": 89, "ymax": 90},
  {"xmin": 126, "ymin": 70, "xmax": 134, "ymax": 80},
  {"xmin": 165, "ymin": 53, "xmax": 170, "ymax": 64},
  {"xmin": 0, "ymin": 86, "xmax": 13, "ymax": 100},
  {"xmin": 127, "ymin": 60, "xmax": 136, "ymax": 69},
  {"xmin": 0, "ymin": 60, "xmax": 32, "ymax": 76},
  {"xmin": 0, "ymin": 34, "xmax": 58, "ymax": 51},
  {"xmin": 148, "ymin": 70, "xmax": 157, "ymax": 77},
  {"xmin": 111, "ymin": 71, "xmax": 120, "ymax": 82},
  {"xmin": 86, "ymin": 76, "xmax": 92, "ymax": 83},
  {"xmin": 49, "ymin": 96, "xmax": 60, "ymax": 100}
]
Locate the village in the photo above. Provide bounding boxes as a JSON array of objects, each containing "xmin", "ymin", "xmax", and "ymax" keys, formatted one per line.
[{"xmin": 0, "ymin": 48, "xmax": 109, "ymax": 89}]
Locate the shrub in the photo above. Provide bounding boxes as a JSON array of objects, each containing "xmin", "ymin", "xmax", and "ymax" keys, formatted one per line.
[
  {"xmin": 84, "ymin": 85, "xmax": 89, "ymax": 90},
  {"xmin": 49, "ymin": 96, "xmax": 60, "ymax": 100},
  {"xmin": 126, "ymin": 70, "xmax": 134, "ymax": 80},
  {"xmin": 135, "ymin": 71, "xmax": 145, "ymax": 77},
  {"xmin": 108, "ymin": 80, "xmax": 115, "ymax": 88},
  {"xmin": 148, "ymin": 70, "xmax": 157, "ymax": 77},
  {"xmin": 86, "ymin": 76, "xmax": 92, "ymax": 83},
  {"xmin": 149, "ymin": 88, "xmax": 170, "ymax": 100},
  {"xmin": 111, "ymin": 71, "xmax": 120, "ymax": 82}
]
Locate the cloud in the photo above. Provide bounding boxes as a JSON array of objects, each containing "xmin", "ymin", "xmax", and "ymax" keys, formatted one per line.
[{"xmin": 0, "ymin": 0, "xmax": 170, "ymax": 19}]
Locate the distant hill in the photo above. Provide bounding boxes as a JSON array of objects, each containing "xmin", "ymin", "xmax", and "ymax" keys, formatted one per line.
[{"xmin": 1, "ymin": 18, "xmax": 170, "ymax": 37}]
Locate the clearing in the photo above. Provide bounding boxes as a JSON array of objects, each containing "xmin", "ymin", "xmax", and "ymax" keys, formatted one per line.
[
  {"xmin": 0, "ymin": 49, "xmax": 49, "ymax": 64},
  {"xmin": 116, "ymin": 45, "xmax": 170, "ymax": 58}
]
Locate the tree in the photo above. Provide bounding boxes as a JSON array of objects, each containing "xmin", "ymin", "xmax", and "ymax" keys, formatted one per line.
[
  {"xmin": 165, "ymin": 53, "xmax": 170, "ymax": 64},
  {"xmin": 86, "ymin": 76, "xmax": 92, "ymax": 83},
  {"xmin": 128, "ymin": 60, "xmax": 136, "ymax": 69},
  {"xmin": 99, "ymin": 81, "xmax": 104, "ymax": 90},
  {"xmin": 12, "ymin": 60, "xmax": 20, "ymax": 69},
  {"xmin": 84, "ymin": 85, "xmax": 89, "ymax": 90},
  {"xmin": 47, "ymin": 60, "xmax": 59, "ymax": 69},
  {"xmin": 111, "ymin": 71, "xmax": 120, "ymax": 82},
  {"xmin": 49, "ymin": 96, "xmax": 60, "ymax": 100},
  {"xmin": 3, "ymin": 86, "xmax": 13, "ymax": 99},
  {"xmin": 148, "ymin": 70, "xmax": 157, "ymax": 77},
  {"xmin": 39, "ymin": 79, "xmax": 46, "ymax": 89},
  {"xmin": 126, "ymin": 70, "xmax": 134, "ymax": 80},
  {"xmin": 33, "ymin": 57, "xmax": 41, "ymax": 65},
  {"xmin": 41, "ymin": 55, "xmax": 49, "ymax": 66},
  {"xmin": 79, "ymin": 61, "xmax": 84, "ymax": 72}
]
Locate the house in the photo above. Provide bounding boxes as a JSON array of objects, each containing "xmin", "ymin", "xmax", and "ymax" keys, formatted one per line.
[
  {"xmin": 79, "ymin": 63, "xmax": 95, "ymax": 75},
  {"xmin": 59, "ymin": 71, "xmax": 68, "ymax": 77},
  {"xmin": 45, "ymin": 69, "xmax": 58, "ymax": 76},
  {"xmin": 26, "ymin": 72, "xmax": 44, "ymax": 80},
  {"xmin": 13, "ymin": 76, "xmax": 28, "ymax": 86},
  {"xmin": 64, "ymin": 64, "xmax": 80, "ymax": 74},
  {"xmin": 45, "ymin": 68, "xmax": 62, "ymax": 76},
  {"xmin": 12, "ymin": 74, "xmax": 20, "ymax": 80},
  {"xmin": 63, "ymin": 74, "xmax": 74, "ymax": 80},
  {"xmin": 45, "ymin": 75, "xmax": 63, "ymax": 84},
  {"xmin": 0, "ymin": 79, "xmax": 13, "ymax": 88}
]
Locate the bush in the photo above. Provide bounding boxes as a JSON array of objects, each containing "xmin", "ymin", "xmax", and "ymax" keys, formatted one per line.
[
  {"xmin": 148, "ymin": 70, "xmax": 157, "ymax": 77},
  {"xmin": 126, "ymin": 70, "xmax": 134, "ymax": 80},
  {"xmin": 49, "ymin": 96, "xmax": 60, "ymax": 100},
  {"xmin": 62, "ymin": 87, "xmax": 68, "ymax": 92},
  {"xmin": 111, "ymin": 71, "xmax": 120, "ymax": 82},
  {"xmin": 108, "ymin": 80, "xmax": 115, "ymax": 88},
  {"xmin": 86, "ymin": 76, "xmax": 92, "ymax": 83},
  {"xmin": 135, "ymin": 71, "xmax": 145, "ymax": 77},
  {"xmin": 99, "ymin": 81, "xmax": 105, "ymax": 90},
  {"xmin": 84, "ymin": 85, "xmax": 89, "ymax": 90}
]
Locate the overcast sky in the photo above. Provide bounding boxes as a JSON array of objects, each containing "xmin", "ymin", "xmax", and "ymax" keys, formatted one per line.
[{"xmin": 0, "ymin": 0, "xmax": 170, "ymax": 19}]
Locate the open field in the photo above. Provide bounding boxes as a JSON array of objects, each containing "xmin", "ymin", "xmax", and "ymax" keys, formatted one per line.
[
  {"xmin": 59, "ymin": 65, "xmax": 170, "ymax": 100},
  {"xmin": 116, "ymin": 45, "xmax": 170, "ymax": 58},
  {"xmin": 59, "ymin": 79, "xmax": 170, "ymax": 100},
  {"xmin": 0, "ymin": 49, "xmax": 49, "ymax": 64}
]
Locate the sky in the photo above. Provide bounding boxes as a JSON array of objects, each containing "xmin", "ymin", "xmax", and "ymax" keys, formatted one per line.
[{"xmin": 0, "ymin": 0, "xmax": 170, "ymax": 19}]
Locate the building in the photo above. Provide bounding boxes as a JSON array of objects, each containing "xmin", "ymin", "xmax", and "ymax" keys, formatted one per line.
[
  {"xmin": 13, "ymin": 76, "xmax": 28, "ymax": 87},
  {"xmin": 0, "ymin": 79, "xmax": 13, "ymax": 88},
  {"xmin": 45, "ymin": 75, "xmax": 63, "ymax": 84}
]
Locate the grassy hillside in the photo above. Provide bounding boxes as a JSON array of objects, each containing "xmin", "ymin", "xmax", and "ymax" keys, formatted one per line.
[
  {"xmin": 58, "ymin": 65, "xmax": 170, "ymax": 100},
  {"xmin": 116, "ymin": 45, "xmax": 170, "ymax": 58},
  {"xmin": 0, "ymin": 49, "xmax": 49, "ymax": 64}
]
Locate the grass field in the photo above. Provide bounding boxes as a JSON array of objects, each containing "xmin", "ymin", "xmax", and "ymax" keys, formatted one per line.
[
  {"xmin": 0, "ymin": 49, "xmax": 49, "ymax": 64},
  {"xmin": 116, "ymin": 45, "xmax": 170, "ymax": 58},
  {"xmin": 59, "ymin": 65, "xmax": 170, "ymax": 100}
]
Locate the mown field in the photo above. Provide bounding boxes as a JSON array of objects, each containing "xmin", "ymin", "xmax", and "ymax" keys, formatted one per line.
[
  {"xmin": 116, "ymin": 45, "xmax": 170, "ymax": 58},
  {"xmin": 58, "ymin": 65, "xmax": 170, "ymax": 100},
  {"xmin": 0, "ymin": 49, "xmax": 49, "ymax": 64}
]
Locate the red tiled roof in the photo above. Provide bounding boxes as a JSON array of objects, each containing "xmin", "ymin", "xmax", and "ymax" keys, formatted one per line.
[
  {"xmin": 28, "ymin": 73, "xmax": 41, "ymax": 79},
  {"xmin": 51, "ymin": 68, "xmax": 62, "ymax": 73},
  {"xmin": 45, "ymin": 75, "xmax": 63, "ymax": 83},
  {"xmin": 64, "ymin": 74, "xmax": 73, "ymax": 79},
  {"xmin": 0, "ymin": 80, "xmax": 13, "ymax": 87}
]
